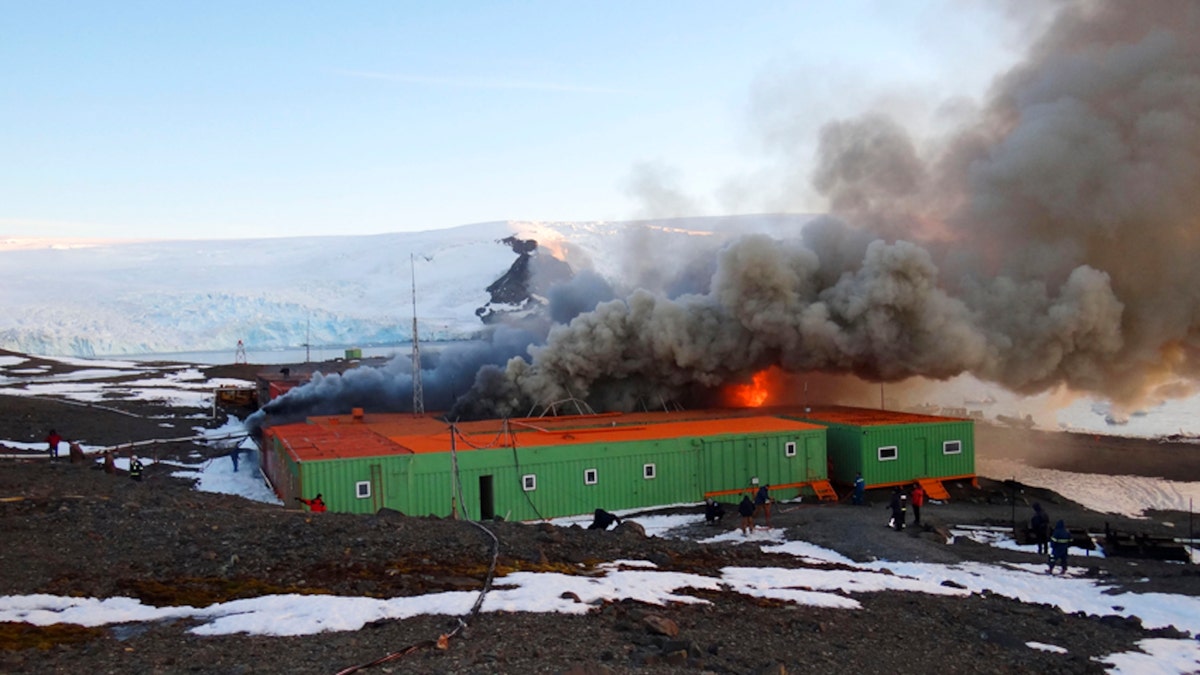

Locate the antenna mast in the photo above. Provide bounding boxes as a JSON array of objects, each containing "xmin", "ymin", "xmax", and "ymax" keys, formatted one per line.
[{"xmin": 411, "ymin": 254, "xmax": 425, "ymax": 415}]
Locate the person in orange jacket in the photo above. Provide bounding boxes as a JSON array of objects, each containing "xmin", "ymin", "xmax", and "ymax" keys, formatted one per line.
[{"xmin": 296, "ymin": 494, "xmax": 327, "ymax": 512}]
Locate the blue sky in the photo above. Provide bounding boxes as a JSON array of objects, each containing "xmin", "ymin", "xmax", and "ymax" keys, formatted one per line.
[{"xmin": 1, "ymin": 1, "xmax": 1025, "ymax": 239}]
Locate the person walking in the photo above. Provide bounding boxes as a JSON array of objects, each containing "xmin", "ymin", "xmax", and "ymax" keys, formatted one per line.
[
  {"xmin": 45, "ymin": 429, "xmax": 62, "ymax": 462},
  {"xmin": 754, "ymin": 484, "xmax": 771, "ymax": 527},
  {"xmin": 1048, "ymin": 519, "xmax": 1071, "ymax": 574},
  {"xmin": 738, "ymin": 494, "xmax": 756, "ymax": 535},
  {"xmin": 852, "ymin": 472, "xmax": 866, "ymax": 505},
  {"xmin": 888, "ymin": 486, "xmax": 907, "ymax": 531},
  {"xmin": 128, "ymin": 455, "xmax": 144, "ymax": 482},
  {"xmin": 1030, "ymin": 503, "xmax": 1051, "ymax": 556},
  {"xmin": 910, "ymin": 482, "xmax": 926, "ymax": 526}
]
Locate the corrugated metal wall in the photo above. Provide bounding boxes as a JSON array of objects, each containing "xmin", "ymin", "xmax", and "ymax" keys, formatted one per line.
[
  {"xmin": 282, "ymin": 427, "xmax": 828, "ymax": 520},
  {"xmin": 821, "ymin": 421, "xmax": 974, "ymax": 486}
]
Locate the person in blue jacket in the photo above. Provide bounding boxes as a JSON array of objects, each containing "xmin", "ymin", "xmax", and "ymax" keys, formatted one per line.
[
  {"xmin": 1048, "ymin": 519, "xmax": 1071, "ymax": 574},
  {"xmin": 852, "ymin": 472, "xmax": 866, "ymax": 505}
]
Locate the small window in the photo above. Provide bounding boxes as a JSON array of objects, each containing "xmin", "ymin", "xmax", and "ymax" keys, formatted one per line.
[
  {"xmin": 522, "ymin": 474, "xmax": 537, "ymax": 491},
  {"xmin": 785, "ymin": 441, "xmax": 797, "ymax": 457},
  {"xmin": 643, "ymin": 463, "xmax": 656, "ymax": 480},
  {"xmin": 584, "ymin": 468, "xmax": 598, "ymax": 485},
  {"xmin": 356, "ymin": 481, "xmax": 371, "ymax": 499},
  {"xmin": 878, "ymin": 446, "xmax": 898, "ymax": 461},
  {"xmin": 943, "ymin": 440, "xmax": 962, "ymax": 455}
]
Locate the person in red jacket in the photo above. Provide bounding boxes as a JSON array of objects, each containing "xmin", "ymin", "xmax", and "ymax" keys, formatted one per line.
[
  {"xmin": 45, "ymin": 429, "xmax": 62, "ymax": 461},
  {"xmin": 910, "ymin": 482, "xmax": 926, "ymax": 527},
  {"xmin": 296, "ymin": 494, "xmax": 327, "ymax": 512}
]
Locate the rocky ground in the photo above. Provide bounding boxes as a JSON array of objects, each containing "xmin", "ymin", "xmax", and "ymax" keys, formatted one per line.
[{"xmin": 1, "ymin": 352, "xmax": 1199, "ymax": 674}]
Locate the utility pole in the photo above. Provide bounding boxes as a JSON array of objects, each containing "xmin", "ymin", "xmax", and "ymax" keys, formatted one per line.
[
  {"xmin": 304, "ymin": 315, "xmax": 311, "ymax": 363},
  {"xmin": 411, "ymin": 254, "xmax": 425, "ymax": 415}
]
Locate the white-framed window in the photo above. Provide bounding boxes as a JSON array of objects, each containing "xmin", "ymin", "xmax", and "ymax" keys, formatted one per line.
[
  {"xmin": 584, "ymin": 468, "xmax": 598, "ymax": 485},
  {"xmin": 522, "ymin": 474, "xmax": 537, "ymax": 491},
  {"xmin": 943, "ymin": 440, "xmax": 962, "ymax": 455},
  {"xmin": 355, "ymin": 481, "xmax": 371, "ymax": 499},
  {"xmin": 785, "ymin": 441, "xmax": 797, "ymax": 457},
  {"xmin": 643, "ymin": 463, "xmax": 656, "ymax": 480},
  {"xmin": 878, "ymin": 445, "xmax": 898, "ymax": 461}
]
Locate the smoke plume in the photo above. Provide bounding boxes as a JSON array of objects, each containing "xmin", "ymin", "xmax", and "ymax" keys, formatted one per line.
[{"xmin": 451, "ymin": 1, "xmax": 1200, "ymax": 418}]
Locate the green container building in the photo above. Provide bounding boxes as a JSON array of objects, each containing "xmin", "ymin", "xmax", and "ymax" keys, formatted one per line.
[
  {"xmin": 785, "ymin": 406, "xmax": 975, "ymax": 489},
  {"xmin": 262, "ymin": 411, "xmax": 830, "ymax": 519}
]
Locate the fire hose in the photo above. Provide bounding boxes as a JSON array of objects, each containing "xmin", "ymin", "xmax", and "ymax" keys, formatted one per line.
[{"xmin": 332, "ymin": 519, "xmax": 500, "ymax": 675}]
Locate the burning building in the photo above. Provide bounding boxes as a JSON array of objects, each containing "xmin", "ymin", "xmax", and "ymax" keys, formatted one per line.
[{"xmin": 262, "ymin": 409, "xmax": 832, "ymax": 519}]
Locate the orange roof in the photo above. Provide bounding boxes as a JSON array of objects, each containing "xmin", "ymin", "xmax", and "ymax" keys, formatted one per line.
[
  {"xmin": 266, "ymin": 422, "xmax": 412, "ymax": 462},
  {"xmin": 267, "ymin": 411, "xmax": 825, "ymax": 461},
  {"xmin": 785, "ymin": 405, "xmax": 971, "ymax": 426}
]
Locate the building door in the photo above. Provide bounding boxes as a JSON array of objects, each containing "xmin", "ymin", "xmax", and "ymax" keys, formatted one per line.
[
  {"xmin": 479, "ymin": 475, "xmax": 495, "ymax": 520},
  {"xmin": 915, "ymin": 437, "xmax": 928, "ymax": 479},
  {"xmin": 370, "ymin": 464, "xmax": 383, "ymax": 512}
]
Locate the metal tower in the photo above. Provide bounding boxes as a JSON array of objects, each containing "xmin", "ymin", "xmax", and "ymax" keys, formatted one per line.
[
  {"xmin": 234, "ymin": 340, "xmax": 247, "ymax": 365},
  {"xmin": 410, "ymin": 254, "xmax": 425, "ymax": 415}
]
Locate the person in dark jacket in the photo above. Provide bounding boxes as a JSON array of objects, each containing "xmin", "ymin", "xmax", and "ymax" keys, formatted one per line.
[
  {"xmin": 1030, "ymin": 503, "xmax": 1051, "ymax": 555},
  {"xmin": 888, "ymin": 487, "xmax": 907, "ymax": 531},
  {"xmin": 1048, "ymin": 519, "xmax": 1071, "ymax": 574},
  {"xmin": 738, "ymin": 494, "xmax": 756, "ymax": 535},
  {"xmin": 754, "ymin": 484, "xmax": 771, "ymax": 527},
  {"xmin": 129, "ymin": 455, "xmax": 144, "ymax": 481},
  {"xmin": 297, "ymin": 494, "xmax": 327, "ymax": 513},
  {"xmin": 852, "ymin": 472, "xmax": 866, "ymax": 505},
  {"xmin": 704, "ymin": 498, "xmax": 726, "ymax": 525},
  {"xmin": 587, "ymin": 508, "xmax": 621, "ymax": 530}
]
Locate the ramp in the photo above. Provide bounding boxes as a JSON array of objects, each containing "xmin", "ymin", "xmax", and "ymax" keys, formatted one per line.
[
  {"xmin": 809, "ymin": 480, "xmax": 839, "ymax": 502},
  {"xmin": 918, "ymin": 478, "xmax": 950, "ymax": 501}
]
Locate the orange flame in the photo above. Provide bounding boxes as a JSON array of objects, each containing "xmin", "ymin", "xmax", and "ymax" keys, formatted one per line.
[{"xmin": 727, "ymin": 370, "xmax": 771, "ymax": 408}]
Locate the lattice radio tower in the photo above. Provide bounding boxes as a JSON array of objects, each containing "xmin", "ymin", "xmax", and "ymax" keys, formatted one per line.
[{"xmin": 410, "ymin": 253, "xmax": 425, "ymax": 415}]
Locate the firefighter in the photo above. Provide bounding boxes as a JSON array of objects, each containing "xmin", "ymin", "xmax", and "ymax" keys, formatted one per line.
[
  {"xmin": 888, "ymin": 486, "xmax": 907, "ymax": 531},
  {"xmin": 129, "ymin": 455, "xmax": 144, "ymax": 481},
  {"xmin": 296, "ymin": 494, "xmax": 327, "ymax": 512}
]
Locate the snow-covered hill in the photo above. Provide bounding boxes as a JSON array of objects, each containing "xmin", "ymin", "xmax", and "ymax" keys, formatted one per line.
[{"xmin": 0, "ymin": 216, "xmax": 809, "ymax": 357}]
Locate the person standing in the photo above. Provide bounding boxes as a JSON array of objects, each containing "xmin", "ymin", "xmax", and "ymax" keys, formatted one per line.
[
  {"xmin": 45, "ymin": 429, "xmax": 62, "ymax": 461},
  {"xmin": 754, "ymin": 484, "xmax": 771, "ymax": 527},
  {"xmin": 888, "ymin": 486, "xmax": 907, "ymax": 531},
  {"xmin": 230, "ymin": 447, "xmax": 240, "ymax": 472},
  {"xmin": 737, "ymin": 494, "xmax": 756, "ymax": 535},
  {"xmin": 910, "ymin": 482, "xmax": 926, "ymax": 526},
  {"xmin": 129, "ymin": 455, "xmax": 144, "ymax": 481},
  {"xmin": 852, "ymin": 472, "xmax": 866, "ymax": 505},
  {"xmin": 1030, "ymin": 503, "xmax": 1051, "ymax": 556},
  {"xmin": 1048, "ymin": 519, "xmax": 1071, "ymax": 574},
  {"xmin": 103, "ymin": 449, "xmax": 116, "ymax": 475}
]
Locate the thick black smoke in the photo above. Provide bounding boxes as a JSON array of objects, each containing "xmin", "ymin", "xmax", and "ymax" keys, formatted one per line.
[
  {"xmin": 451, "ymin": 1, "xmax": 1200, "ymax": 418},
  {"xmin": 245, "ymin": 325, "xmax": 539, "ymax": 433}
]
